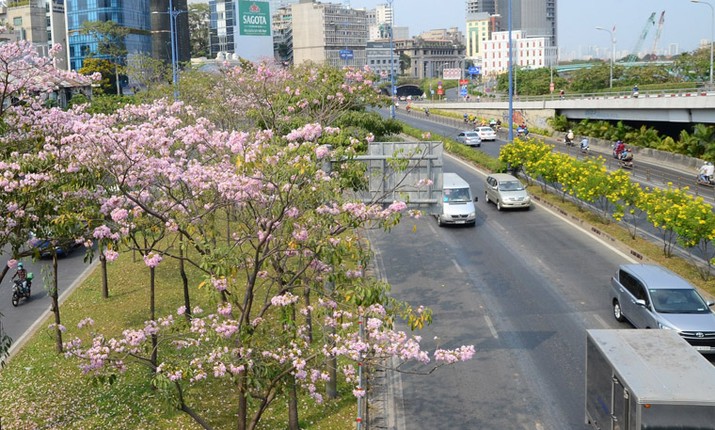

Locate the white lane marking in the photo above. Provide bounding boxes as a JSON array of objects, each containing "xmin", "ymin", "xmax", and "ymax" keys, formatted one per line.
[
  {"xmin": 452, "ymin": 259, "xmax": 463, "ymax": 273},
  {"xmin": 484, "ymin": 314, "xmax": 499, "ymax": 339},
  {"xmin": 592, "ymin": 313, "xmax": 610, "ymax": 329}
]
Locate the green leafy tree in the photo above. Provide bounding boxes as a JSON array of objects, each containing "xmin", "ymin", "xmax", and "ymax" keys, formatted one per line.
[
  {"xmin": 188, "ymin": 3, "xmax": 210, "ymax": 58},
  {"xmin": 672, "ymin": 47, "xmax": 712, "ymax": 82},
  {"xmin": 399, "ymin": 52, "xmax": 411, "ymax": 75},
  {"xmin": 124, "ymin": 53, "xmax": 171, "ymax": 92},
  {"xmin": 78, "ymin": 57, "xmax": 115, "ymax": 95},
  {"xmin": 80, "ymin": 20, "xmax": 130, "ymax": 95}
]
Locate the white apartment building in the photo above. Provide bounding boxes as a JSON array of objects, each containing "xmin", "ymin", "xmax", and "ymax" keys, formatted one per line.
[{"xmin": 481, "ymin": 30, "xmax": 556, "ymax": 76}]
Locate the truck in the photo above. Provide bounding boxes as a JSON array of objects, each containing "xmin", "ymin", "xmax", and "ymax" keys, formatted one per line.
[{"xmin": 585, "ymin": 329, "xmax": 715, "ymax": 429}]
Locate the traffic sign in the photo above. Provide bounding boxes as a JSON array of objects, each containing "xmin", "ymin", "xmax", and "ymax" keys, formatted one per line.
[
  {"xmin": 468, "ymin": 66, "xmax": 480, "ymax": 76},
  {"xmin": 339, "ymin": 49, "xmax": 353, "ymax": 60},
  {"xmin": 460, "ymin": 86, "xmax": 468, "ymax": 97}
]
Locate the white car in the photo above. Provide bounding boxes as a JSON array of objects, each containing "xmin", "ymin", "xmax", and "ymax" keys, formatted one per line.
[{"xmin": 475, "ymin": 126, "xmax": 497, "ymax": 141}]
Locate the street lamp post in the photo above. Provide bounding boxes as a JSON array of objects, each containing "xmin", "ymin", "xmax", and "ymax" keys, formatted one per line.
[
  {"xmin": 595, "ymin": 26, "xmax": 615, "ymax": 89},
  {"xmin": 152, "ymin": 0, "xmax": 183, "ymax": 100},
  {"xmin": 387, "ymin": 0, "xmax": 396, "ymax": 119},
  {"xmin": 692, "ymin": 0, "xmax": 714, "ymax": 85},
  {"xmin": 507, "ymin": 0, "xmax": 513, "ymax": 142}
]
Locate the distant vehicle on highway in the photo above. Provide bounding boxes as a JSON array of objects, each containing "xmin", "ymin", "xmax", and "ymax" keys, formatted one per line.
[
  {"xmin": 474, "ymin": 126, "xmax": 496, "ymax": 141},
  {"xmin": 28, "ymin": 232, "xmax": 81, "ymax": 258},
  {"xmin": 610, "ymin": 263, "xmax": 715, "ymax": 354},
  {"xmin": 455, "ymin": 131, "xmax": 481, "ymax": 147},
  {"xmin": 484, "ymin": 173, "xmax": 531, "ymax": 211}
]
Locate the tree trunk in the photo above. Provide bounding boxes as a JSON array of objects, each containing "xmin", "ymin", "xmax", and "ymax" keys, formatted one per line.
[
  {"xmin": 115, "ymin": 63, "xmax": 121, "ymax": 95},
  {"xmin": 288, "ymin": 375, "xmax": 299, "ymax": 430},
  {"xmin": 150, "ymin": 266, "xmax": 157, "ymax": 367},
  {"xmin": 179, "ymin": 237, "xmax": 191, "ymax": 321},
  {"xmin": 237, "ymin": 373, "xmax": 248, "ymax": 430},
  {"xmin": 100, "ymin": 247, "xmax": 109, "ymax": 299},
  {"xmin": 325, "ymin": 281, "xmax": 337, "ymax": 399},
  {"xmin": 304, "ymin": 285, "xmax": 312, "ymax": 343},
  {"xmin": 0, "ymin": 264, "xmax": 10, "ymax": 286},
  {"xmin": 51, "ymin": 253, "xmax": 63, "ymax": 353}
]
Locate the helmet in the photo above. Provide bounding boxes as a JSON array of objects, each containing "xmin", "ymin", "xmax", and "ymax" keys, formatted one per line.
[
  {"xmin": 707, "ymin": 162, "xmax": 713, "ymax": 166},
  {"xmin": 17, "ymin": 262, "xmax": 23, "ymax": 268}
]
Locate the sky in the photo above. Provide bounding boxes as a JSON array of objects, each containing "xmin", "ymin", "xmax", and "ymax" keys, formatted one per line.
[{"xmin": 346, "ymin": 0, "xmax": 710, "ymax": 60}]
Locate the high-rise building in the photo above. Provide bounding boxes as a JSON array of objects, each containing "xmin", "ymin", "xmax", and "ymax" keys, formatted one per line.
[
  {"xmin": 2, "ymin": 0, "xmax": 68, "ymax": 70},
  {"xmin": 151, "ymin": 0, "xmax": 191, "ymax": 66},
  {"xmin": 66, "ymin": 0, "xmax": 190, "ymax": 72},
  {"xmin": 291, "ymin": 2, "xmax": 368, "ymax": 68},
  {"xmin": 466, "ymin": 0, "xmax": 495, "ymax": 15},
  {"xmin": 466, "ymin": 12, "xmax": 496, "ymax": 60},
  {"xmin": 365, "ymin": 3, "xmax": 393, "ymax": 41},
  {"xmin": 492, "ymin": 0, "xmax": 556, "ymax": 47},
  {"xmin": 209, "ymin": 0, "xmax": 236, "ymax": 57}
]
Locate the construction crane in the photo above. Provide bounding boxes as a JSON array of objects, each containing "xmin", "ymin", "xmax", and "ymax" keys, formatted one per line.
[
  {"xmin": 649, "ymin": 11, "xmax": 665, "ymax": 60},
  {"xmin": 625, "ymin": 12, "xmax": 656, "ymax": 64}
]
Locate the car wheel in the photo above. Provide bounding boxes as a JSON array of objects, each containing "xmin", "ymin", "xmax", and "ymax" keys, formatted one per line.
[
  {"xmin": 613, "ymin": 300, "xmax": 625, "ymax": 322},
  {"xmin": 496, "ymin": 200, "xmax": 502, "ymax": 211},
  {"xmin": 484, "ymin": 191, "xmax": 490, "ymax": 203},
  {"xmin": 436, "ymin": 215, "xmax": 443, "ymax": 227}
]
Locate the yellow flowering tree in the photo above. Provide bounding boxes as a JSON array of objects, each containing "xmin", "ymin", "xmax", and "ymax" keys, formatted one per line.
[
  {"xmin": 672, "ymin": 196, "xmax": 715, "ymax": 279},
  {"xmin": 640, "ymin": 185, "xmax": 692, "ymax": 257}
]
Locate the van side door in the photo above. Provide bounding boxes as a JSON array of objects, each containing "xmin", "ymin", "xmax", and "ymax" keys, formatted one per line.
[{"xmin": 618, "ymin": 270, "xmax": 650, "ymax": 328}]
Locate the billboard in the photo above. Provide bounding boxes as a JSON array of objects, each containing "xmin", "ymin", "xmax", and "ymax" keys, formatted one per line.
[
  {"xmin": 239, "ymin": 1, "xmax": 271, "ymax": 36},
  {"xmin": 442, "ymin": 68, "xmax": 461, "ymax": 80},
  {"xmin": 235, "ymin": 0, "xmax": 273, "ymax": 62}
]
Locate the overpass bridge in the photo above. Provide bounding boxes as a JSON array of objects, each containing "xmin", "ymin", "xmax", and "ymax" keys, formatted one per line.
[{"xmin": 419, "ymin": 89, "xmax": 715, "ymax": 127}]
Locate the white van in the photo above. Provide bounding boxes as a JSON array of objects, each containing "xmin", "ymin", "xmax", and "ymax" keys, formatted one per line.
[{"xmin": 437, "ymin": 173, "xmax": 477, "ymax": 226}]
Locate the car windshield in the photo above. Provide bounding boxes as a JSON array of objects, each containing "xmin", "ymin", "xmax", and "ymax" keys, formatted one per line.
[
  {"xmin": 479, "ymin": 128, "xmax": 493, "ymax": 133},
  {"xmin": 444, "ymin": 188, "xmax": 470, "ymax": 202},
  {"xmin": 498, "ymin": 180, "xmax": 524, "ymax": 191},
  {"xmin": 465, "ymin": 132, "xmax": 478, "ymax": 138},
  {"xmin": 650, "ymin": 288, "xmax": 711, "ymax": 314}
]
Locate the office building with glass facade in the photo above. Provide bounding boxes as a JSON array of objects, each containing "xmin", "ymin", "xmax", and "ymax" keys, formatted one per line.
[{"xmin": 66, "ymin": 0, "xmax": 152, "ymax": 71}]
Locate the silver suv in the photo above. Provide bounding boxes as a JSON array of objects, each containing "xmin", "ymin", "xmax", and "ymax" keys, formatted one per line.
[{"xmin": 610, "ymin": 264, "xmax": 715, "ymax": 353}]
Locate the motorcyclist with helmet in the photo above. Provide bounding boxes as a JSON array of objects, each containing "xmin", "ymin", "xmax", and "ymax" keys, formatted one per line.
[
  {"xmin": 699, "ymin": 161, "xmax": 715, "ymax": 183},
  {"xmin": 12, "ymin": 262, "xmax": 30, "ymax": 295},
  {"xmin": 565, "ymin": 129, "xmax": 575, "ymax": 146}
]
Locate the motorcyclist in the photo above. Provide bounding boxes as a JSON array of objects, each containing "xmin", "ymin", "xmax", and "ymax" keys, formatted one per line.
[
  {"xmin": 580, "ymin": 137, "xmax": 590, "ymax": 152},
  {"xmin": 463, "ymin": 113, "xmax": 468, "ymax": 123},
  {"xmin": 12, "ymin": 262, "xmax": 29, "ymax": 294},
  {"xmin": 613, "ymin": 140, "xmax": 625, "ymax": 158},
  {"xmin": 424, "ymin": 107, "xmax": 430, "ymax": 117},
  {"xmin": 699, "ymin": 161, "xmax": 715, "ymax": 183},
  {"xmin": 566, "ymin": 129, "xmax": 575, "ymax": 145},
  {"xmin": 620, "ymin": 147, "xmax": 634, "ymax": 163}
]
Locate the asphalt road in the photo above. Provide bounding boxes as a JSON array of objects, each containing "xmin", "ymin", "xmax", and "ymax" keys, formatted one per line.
[
  {"xmin": 0, "ymin": 248, "xmax": 94, "ymax": 355},
  {"xmin": 368, "ymin": 154, "xmax": 639, "ymax": 430}
]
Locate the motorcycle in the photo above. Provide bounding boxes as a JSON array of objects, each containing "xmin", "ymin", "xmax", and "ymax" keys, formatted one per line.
[
  {"xmin": 618, "ymin": 153, "xmax": 634, "ymax": 169},
  {"xmin": 697, "ymin": 175, "xmax": 715, "ymax": 187},
  {"xmin": 11, "ymin": 273, "xmax": 32, "ymax": 307}
]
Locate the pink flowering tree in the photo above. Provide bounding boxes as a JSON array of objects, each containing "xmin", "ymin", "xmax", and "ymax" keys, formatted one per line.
[{"xmin": 55, "ymin": 99, "xmax": 471, "ymax": 429}]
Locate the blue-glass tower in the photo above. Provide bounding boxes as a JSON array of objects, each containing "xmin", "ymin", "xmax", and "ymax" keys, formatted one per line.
[{"xmin": 66, "ymin": 0, "xmax": 153, "ymax": 71}]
